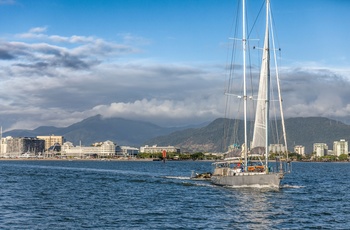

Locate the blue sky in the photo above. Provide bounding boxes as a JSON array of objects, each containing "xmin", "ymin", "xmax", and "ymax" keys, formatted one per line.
[{"xmin": 0, "ymin": 0, "xmax": 350, "ymax": 131}]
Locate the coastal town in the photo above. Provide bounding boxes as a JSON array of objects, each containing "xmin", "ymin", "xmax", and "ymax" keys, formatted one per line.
[
  {"xmin": 0, "ymin": 134, "xmax": 349, "ymax": 162},
  {"xmin": 0, "ymin": 134, "xmax": 180, "ymax": 160}
]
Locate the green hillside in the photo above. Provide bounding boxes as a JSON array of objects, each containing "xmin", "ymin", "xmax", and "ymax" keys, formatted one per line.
[{"xmin": 146, "ymin": 117, "xmax": 350, "ymax": 153}]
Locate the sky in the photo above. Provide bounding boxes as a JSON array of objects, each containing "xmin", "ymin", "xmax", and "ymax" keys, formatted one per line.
[{"xmin": 0, "ymin": 0, "xmax": 350, "ymax": 131}]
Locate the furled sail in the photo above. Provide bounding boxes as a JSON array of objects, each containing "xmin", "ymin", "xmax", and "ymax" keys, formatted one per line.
[{"xmin": 251, "ymin": 4, "xmax": 270, "ymax": 150}]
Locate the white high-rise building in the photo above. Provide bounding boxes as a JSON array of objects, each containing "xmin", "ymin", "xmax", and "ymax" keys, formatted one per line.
[
  {"xmin": 333, "ymin": 139, "xmax": 348, "ymax": 157},
  {"xmin": 269, "ymin": 144, "xmax": 287, "ymax": 153},
  {"xmin": 313, "ymin": 143, "xmax": 328, "ymax": 157},
  {"xmin": 294, "ymin": 145, "xmax": 305, "ymax": 156}
]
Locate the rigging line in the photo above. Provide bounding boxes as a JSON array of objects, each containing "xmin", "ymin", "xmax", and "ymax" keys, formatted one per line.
[
  {"xmin": 271, "ymin": 101, "xmax": 279, "ymax": 145},
  {"xmin": 269, "ymin": 3, "xmax": 288, "ymax": 153},
  {"xmin": 234, "ymin": 98, "xmax": 243, "ymax": 146},
  {"xmin": 223, "ymin": 54, "xmax": 237, "ymax": 149},
  {"xmin": 247, "ymin": 41, "xmax": 255, "ymax": 144},
  {"xmin": 269, "ymin": 2, "xmax": 281, "ymax": 51},
  {"xmin": 245, "ymin": 0, "xmax": 263, "ymax": 140},
  {"xmin": 265, "ymin": 2, "xmax": 280, "ymax": 147},
  {"xmin": 225, "ymin": 0, "xmax": 247, "ymax": 150},
  {"xmin": 269, "ymin": 57, "xmax": 280, "ymax": 146},
  {"xmin": 225, "ymin": 0, "xmax": 242, "ymax": 100},
  {"xmin": 224, "ymin": 33, "xmax": 239, "ymax": 127},
  {"xmin": 223, "ymin": 1, "xmax": 241, "ymax": 152},
  {"xmin": 224, "ymin": 0, "xmax": 241, "ymax": 96},
  {"xmin": 247, "ymin": 0, "xmax": 265, "ymax": 39}
]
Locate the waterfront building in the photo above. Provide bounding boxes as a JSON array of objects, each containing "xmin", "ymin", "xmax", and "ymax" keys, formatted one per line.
[
  {"xmin": 61, "ymin": 140, "xmax": 115, "ymax": 158},
  {"xmin": 294, "ymin": 145, "xmax": 305, "ymax": 156},
  {"xmin": 0, "ymin": 136, "xmax": 45, "ymax": 158},
  {"xmin": 140, "ymin": 145, "xmax": 180, "ymax": 154},
  {"xmin": 37, "ymin": 135, "xmax": 64, "ymax": 151},
  {"xmin": 327, "ymin": 150, "xmax": 334, "ymax": 156},
  {"xmin": 269, "ymin": 144, "xmax": 287, "ymax": 153},
  {"xmin": 116, "ymin": 146, "xmax": 139, "ymax": 157},
  {"xmin": 333, "ymin": 139, "xmax": 348, "ymax": 157},
  {"xmin": 313, "ymin": 143, "xmax": 328, "ymax": 157}
]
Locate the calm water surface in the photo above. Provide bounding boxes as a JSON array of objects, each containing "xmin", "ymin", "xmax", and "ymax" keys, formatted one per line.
[{"xmin": 0, "ymin": 160, "xmax": 349, "ymax": 229}]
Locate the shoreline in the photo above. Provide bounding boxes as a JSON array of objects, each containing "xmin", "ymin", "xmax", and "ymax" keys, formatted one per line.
[
  {"xmin": 0, "ymin": 158, "xmax": 348, "ymax": 163},
  {"xmin": 0, "ymin": 157, "xmax": 215, "ymax": 162},
  {"xmin": 0, "ymin": 157, "xmax": 154, "ymax": 161}
]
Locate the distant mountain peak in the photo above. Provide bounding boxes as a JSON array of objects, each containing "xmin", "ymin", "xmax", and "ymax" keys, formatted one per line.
[{"xmin": 4, "ymin": 116, "xmax": 348, "ymax": 153}]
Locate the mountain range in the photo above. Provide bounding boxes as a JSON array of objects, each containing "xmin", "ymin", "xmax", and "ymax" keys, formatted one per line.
[
  {"xmin": 3, "ymin": 115, "xmax": 350, "ymax": 154},
  {"xmin": 147, "ymin": 117, "xmax": 350, "ymax": 153},
  {"xmin": 3, "ymin": 115, "xmax": 186, "ymax": 147}
]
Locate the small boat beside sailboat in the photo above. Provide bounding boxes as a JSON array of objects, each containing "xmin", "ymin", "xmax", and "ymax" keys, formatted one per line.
[{"xmin": 190, "ymin": 171, "xmax": 212, "ymax": 180}]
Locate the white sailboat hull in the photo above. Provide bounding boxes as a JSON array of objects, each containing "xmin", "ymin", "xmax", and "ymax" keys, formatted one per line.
[{"xmin": 211, "ymin": 173, "xmax": 283, "ymax": 188}]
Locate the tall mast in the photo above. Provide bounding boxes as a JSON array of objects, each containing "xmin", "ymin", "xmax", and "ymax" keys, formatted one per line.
[
  {"xmin": 265, "ymin": 0, "xmax": 270, "ymax": 172},
  {"xmin": 242, "ymin": 0, "xmax": 248, "ymax": 171}
]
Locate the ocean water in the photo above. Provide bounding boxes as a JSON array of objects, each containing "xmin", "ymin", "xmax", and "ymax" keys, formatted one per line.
[{"xmin": 0, "ymin": 160, "xmax": 349, "ymax": 229}]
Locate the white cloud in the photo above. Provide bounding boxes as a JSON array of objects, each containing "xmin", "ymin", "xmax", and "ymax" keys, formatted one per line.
[
  {"xmin": 29, "ymin": 27, "xmax": 47, "ymax": 33},
  {"xmin": 2, "ymin": 27, "xmax": 350, "ymax": 131},
  {"xmin": 3, "ymin": 60, "xmax": 350, "ymax": 131},
  {"xmin": 0, "ymin": 27, "xmax": 225, "ymax": 130},
  {"xmin": 281, "ymin": 66, "xmax": 350, "ymax": 120},
  {"xmin": 91, "ymin": 97, "xmax": 224, "ymax": 127}
]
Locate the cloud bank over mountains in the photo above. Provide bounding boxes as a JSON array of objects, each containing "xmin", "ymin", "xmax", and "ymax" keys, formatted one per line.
[
  {"xmin": 0, "ymin": 27, "xmax": 224, "ymax": 130},
  {"xmin": 1, "ymin": 27, "xmax": 350, "ymax": 131}
]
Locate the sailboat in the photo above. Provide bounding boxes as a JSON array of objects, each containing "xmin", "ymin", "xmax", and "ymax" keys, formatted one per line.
[{"xmin": 210, "ymin": 0, "xmax": 289, "ymax": 188}]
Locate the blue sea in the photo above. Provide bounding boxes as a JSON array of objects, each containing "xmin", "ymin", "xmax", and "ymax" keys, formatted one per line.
[{"xmin": 0, "ymin": 160, "xmax": 349, "ymax": 229}]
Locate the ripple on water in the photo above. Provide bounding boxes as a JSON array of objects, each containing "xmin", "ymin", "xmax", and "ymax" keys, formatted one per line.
[{"xmin": 0, "ymin": 161, "xmax": 349, "ymax": 229}]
